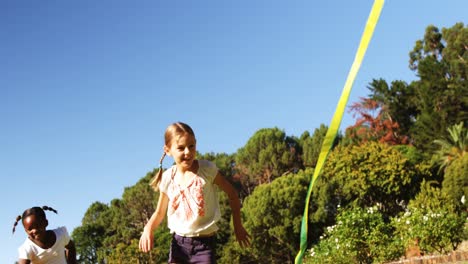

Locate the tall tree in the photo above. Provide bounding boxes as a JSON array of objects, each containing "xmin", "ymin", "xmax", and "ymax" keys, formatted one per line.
[
  {"xmin": 408, "ymin": 23, "xmax": 467, "ymax": 151},
  {"xmin": 355, "ymin": 23, "xmax": 467, "ymax": 151},
  {"xmin": 235, "ymin": 127, "xmax": 300, "ymax": 196},
  {"xmin": 299, "ymin": 124, "xmax": 336, "ymax": 168},
  {"xmin": 120, "ymin": 174, "xmax": 159, "ymax": 237},
  {"xmin": 72, "ymin": 202, "xmax": 110, "ymax": 264},
  {"xmin": 234, "ymin": 170, "xmax": 311, "ymax": 264},
  {"xmin": 367, "ymin": 78, "xmax": 418, "ymax": 139}
]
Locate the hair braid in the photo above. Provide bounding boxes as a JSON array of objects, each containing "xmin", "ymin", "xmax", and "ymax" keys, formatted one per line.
[
  {"xmin": 12, "ymin": 215, "xmax": 22, "ymax": 234},
  {"xmin": 42, "ymin": 205, "xmax": 58, "ymax": 214},
  {"xmin": 12, "ymin": 205, "xmax": 58, "ymax": 234},
  {"xmin": 150, "ymin": 152, "xmax": 166, "ymax": 191}
]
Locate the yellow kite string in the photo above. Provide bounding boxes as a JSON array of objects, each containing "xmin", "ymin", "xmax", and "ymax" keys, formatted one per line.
[{"xmin": 295, "ymin": 1, "xmax": 384, "ymax": 263}]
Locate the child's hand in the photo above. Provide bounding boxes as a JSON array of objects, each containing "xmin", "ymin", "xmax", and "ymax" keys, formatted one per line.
[
  {"xmin": 139, "ymin": 227, "xmax": 154, "ymax": 253},
  {"xmin": 234, "ymin": 224, "xmax": 251, "ymax": 248}
]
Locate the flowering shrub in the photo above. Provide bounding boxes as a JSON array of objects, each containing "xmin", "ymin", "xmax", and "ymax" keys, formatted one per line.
[
  {"xmin": 304, "ymin": 205, "xmax": 402, "ymax": 264},
  {"xmin": 392, "ymin": 181, "xmax": 467, "ymax": 254},
  {"xmin": 392, "ymin": 209, "xmax": 465, "ymax": 254}
]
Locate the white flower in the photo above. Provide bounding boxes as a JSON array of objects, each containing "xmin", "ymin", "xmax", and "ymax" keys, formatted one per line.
[{"xmin": 461, "ymin": 195, "xmax": 466, "ymax": 204}]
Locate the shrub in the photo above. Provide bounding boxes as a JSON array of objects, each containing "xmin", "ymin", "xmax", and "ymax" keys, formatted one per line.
[
  {"xmin": 392, "ymin": 181, "xmax": 467, "ymax": 254},
  {"xmin": 304, "ymin": 205, "xmax": 401, "ymax": 264}
]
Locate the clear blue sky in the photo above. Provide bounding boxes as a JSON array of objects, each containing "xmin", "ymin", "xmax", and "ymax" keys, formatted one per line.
[{"xmin": 1, "ymin": 1, "xmax": 466, "ymax": 262}]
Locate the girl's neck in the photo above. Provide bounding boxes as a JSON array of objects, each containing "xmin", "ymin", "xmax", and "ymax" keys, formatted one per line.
[{"xmin": 173, "ymin": 160, "xmax": 199, "ymax": 188}]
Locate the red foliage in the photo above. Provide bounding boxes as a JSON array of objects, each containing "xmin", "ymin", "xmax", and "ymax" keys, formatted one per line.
[{"xmin": 347, "ymin": 97, "xmax": 409, "ymax": 145}]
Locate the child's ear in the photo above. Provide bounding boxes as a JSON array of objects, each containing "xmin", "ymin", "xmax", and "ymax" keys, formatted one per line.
[{"xmin": 164, "ymin": 146, "xmax": 171, "ymax": 156}]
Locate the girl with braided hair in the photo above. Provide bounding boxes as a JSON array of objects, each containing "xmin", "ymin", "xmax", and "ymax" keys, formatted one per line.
[
  {"xmin": 12, "ymin": 206, "xmax": 77, "ymax": 264},
  {"xmin": 139, "ymin": 122, "xmax": 251, "ymax": 263}
]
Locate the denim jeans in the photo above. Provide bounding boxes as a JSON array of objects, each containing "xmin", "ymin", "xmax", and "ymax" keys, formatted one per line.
[{"xmin": 169, "ymin": 234, "xmax": 216, "ymax": 264}]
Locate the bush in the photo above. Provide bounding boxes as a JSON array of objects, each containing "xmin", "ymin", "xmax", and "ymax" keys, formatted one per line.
[
  {"xmin": 442, "ymin": 154, "xmax": 468, "ymax": 211},
  {"xmin": 392, "ymin": 181, "xmax": 467, "ymax": 254},
  {"xmin": 304, "ymin": 205, "xmax": 402, "ymax": 264}
]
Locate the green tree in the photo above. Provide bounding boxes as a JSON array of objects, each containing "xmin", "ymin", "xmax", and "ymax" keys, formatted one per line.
[
  {"xmin": 72, "ymin": 202, "xmax": 109, "ymax": 264},
  {"xmin": 237, "ymin": 170, "xmax": 310, "ymax": 263},
  {"xmin": 120, "ymin": 174, "xmax": 159, "ymax": 239},
  {"xmin": 97, "ymin": 175, "xmax": 163, "ymax": 262},
  {"xmin": 103, "ymin": 174, "xmax": 171, "ymax": 263},
  {"xmin": 353, "ymin": 23, "xmax": 467, "ymax": 151},
  {"xmin": 235, "ymin": 127, "xmax": 300, "ymax": 195},
  {"xmin": 367, "ymin": 78, "xmax": 417, "ymax": 139},
  {"xmin": 408, "ymin": 23, "xmax": 467, "ymax": 151},
  {"xmin": 300, "ymin": 124, "xmax": 337, "ymax": 168},
  {"xmin": 73, "ymin": 171, "xmax": 172, "ymax": 263}
]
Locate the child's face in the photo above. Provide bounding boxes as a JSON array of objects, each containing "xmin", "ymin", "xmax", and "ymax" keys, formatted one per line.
[
  {"xmin": 165, "ymin": 133, "xmax": 196, "ymax": 171},
  {"xmin": 23, "ymin": 214, "xmax": 48, "ymax": 242}
]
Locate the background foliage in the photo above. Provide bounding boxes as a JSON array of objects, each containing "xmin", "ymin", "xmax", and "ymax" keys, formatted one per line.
[{"xmin": 72, "ymin": 23, "xmax": 467, "ymax": 263}]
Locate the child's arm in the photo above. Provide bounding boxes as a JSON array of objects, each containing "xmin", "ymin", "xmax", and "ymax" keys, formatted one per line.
[
  {"xmin": 214, "ymin": 172, "xmax": 251, "ymax": 248},
  {"xmin": 64, "ymin": 239, "xmax": 77, "ymax": 264},
  {"xmin": 139, "ymin": 192, "xmax": 169, "ymax": 252}
]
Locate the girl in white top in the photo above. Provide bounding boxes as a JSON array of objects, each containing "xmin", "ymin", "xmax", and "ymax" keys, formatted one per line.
[
  {"xmin": 139, "ymin": 122, "xmax": 251, "ymax": 263},
  {"xmin": 12, "ymin": 206, "xmax": 77, "ymax": 264}
]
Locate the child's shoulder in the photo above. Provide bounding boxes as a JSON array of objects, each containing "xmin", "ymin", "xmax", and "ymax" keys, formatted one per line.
[
  {"xmin": 197, "ymin": 160, "xmax": 218, "ymax": 179},
  {"xmin": 198, "ymin": 159, "xmax": 215, "ymax": 168},
  {"xmin": 52, "ymin": 226, "xmax": 69, "ymax": 237},
  {"xmin": 198, "ymin": 160, "xmax": 219, "ymax": 172},
  {"xmin": 160, "ymin": 165, "xmax": 176, "ymax": 190},
  {"xmin": 162, "ymin": 165, "xmax": 176, "ymax": 176},
  {"xmin": 53, "ymin": 226, "xmax": 68, "ymax": 233}
]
